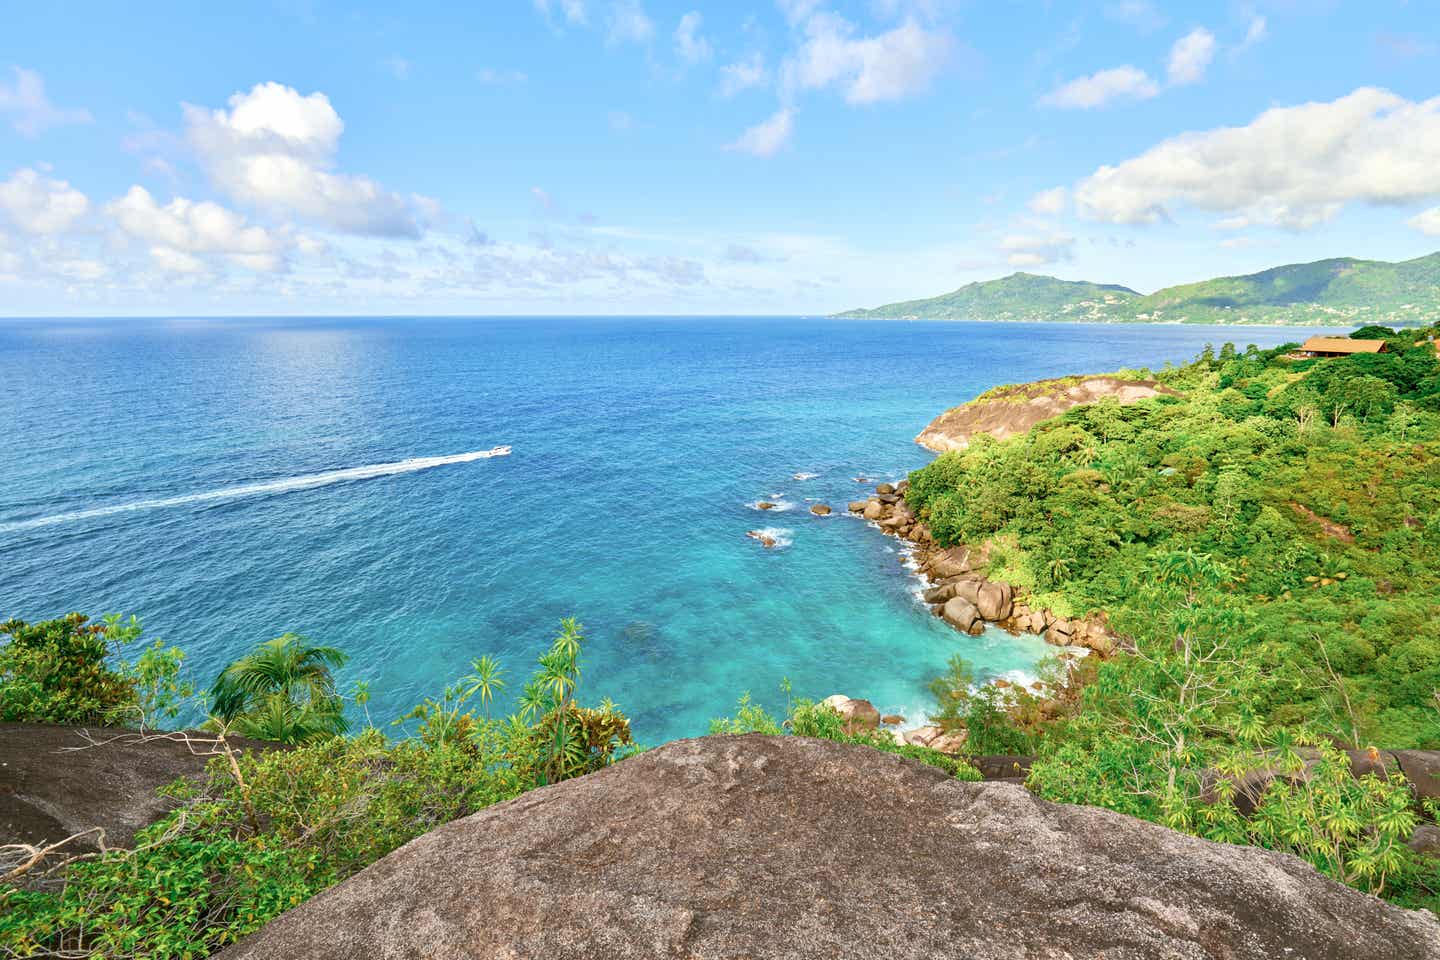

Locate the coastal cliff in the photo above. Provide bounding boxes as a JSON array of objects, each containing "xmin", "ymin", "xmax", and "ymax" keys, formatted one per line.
[{"xmin": 915, "ymin": 376, "xmax": 1179, "ymax": 452}]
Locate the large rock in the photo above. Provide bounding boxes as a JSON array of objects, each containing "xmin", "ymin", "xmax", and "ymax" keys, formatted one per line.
[
  {"xmin": 927, "ymin": 546, "xmax": 978, "ymax": 579},
  {"xmin": 809, "ymin": 504, "xmax": 832, "ymax": 516},
  {"xmin": 941, "ymin": 596, "xmax": 981, "ymax": 633},
  {"xmin": 862, "ymin": 500, "xmax": 884, "ymax": 521},
  {"xmin": 218, "ymin": 736, "xmax": 1440, "ymax": 960},
  {"xmin": 1394, "ymin": 750, "xmax": 1440, "ymax": 803},
  {"xmin": 847, "ymin": 501, "xmax": 867, "ymax": 513},
  {"xmin": 0, "ymin": 722, "xmax": 276, "ymax": 852},
  {"xmin": 818, "ymin": 695, "xmax": 881, "ymax": 732},
  {"xmin": 975, "ymin": 581, "xmax": 1013, "ymax": 621}
]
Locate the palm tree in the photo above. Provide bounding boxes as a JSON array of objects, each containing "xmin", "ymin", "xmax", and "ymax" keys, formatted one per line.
[
  {"xmin": 209, "ymin": 633, "xmax": 349, "ymax": 744},
  {"xmin": 460, "ymin": 654, "xmax": 505, "ymax": 720}
]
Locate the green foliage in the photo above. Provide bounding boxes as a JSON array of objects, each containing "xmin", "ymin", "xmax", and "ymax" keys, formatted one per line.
[
  {"xmin": 0, "ymin": 613, "xmax": 189, "ymax": 727},
  {"xmin": 2, "ymin": 618, "xmax": 633, "ymax": 959},
  {"xmin": 209, "ymin": 634, "xmax": 350, "ymax": 744},
  {"xmin": 904, "ymin": 323, "xmax": 1440, "ymax": 910}
]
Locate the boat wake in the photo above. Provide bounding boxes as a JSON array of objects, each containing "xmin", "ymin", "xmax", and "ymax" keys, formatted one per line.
[{"xmin": 0, "ymin": 446, "xmax": 511, "ymax": 534}]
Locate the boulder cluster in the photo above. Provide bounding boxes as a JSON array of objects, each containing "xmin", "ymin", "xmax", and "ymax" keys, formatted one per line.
[
  {"xmin": 818, "ymin": 693, "xmax": 967, "ymax": 755},
  {"xmin": 849, "ymin": 480, "xmax": 1122, "ymax": 657}
]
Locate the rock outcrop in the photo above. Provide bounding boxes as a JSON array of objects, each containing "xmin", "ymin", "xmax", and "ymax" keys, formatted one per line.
[
  {"xmin": 0, "ymin": 722, "xmax": 275, "ymax": 852},
  {"xmin": 916, "ymin": 376, "xmax": 1181, "ymax": 453},
  {"xmin": 218, "ymin": 736, "xmax": 1440, "ymax": 960}
]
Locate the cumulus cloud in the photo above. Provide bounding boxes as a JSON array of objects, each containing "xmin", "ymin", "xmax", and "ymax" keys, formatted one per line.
[
  {"xmin": 1028, "ymin": 187, "xmax": 1068, "ymax": 215},
  {"xmin": 184, "ymin": 81, "xmax": 433, "ymax": 237},
  {"xmin": 783, "ymin": 14, "xmax": 951, "ymax": 105},
  {"xmin": 674, "ymin": 12, "xmax": 711, "ymax": 64},
  {"xmin": 1167, "ymin": 27, "xmax": 1216, "ymax": 85},
  {"xmin": 1410, "ymin": 207, "xmax": 1440, "ymax": 237},
  {"xmin": 719, "ymin": 53, "xmax": 769, "ymax": 97},
  {"xmin": 0, "ymin": 67, "xmax": 92, "ymax": 138},
  {"xmin": 607, "ymin": 0, "xmax": 654, "ymax": 45},
  {"xmin": 725, "ymin": 108, "xmax": 794, "ymax": 157},
  {"xmin": 106, "ymin": 185, "xmax": 291, "ymax": 272},
  {"xmin": 1000, "ymin": 230, "xmax": 1075, "ymax": 267},
  {"xmin": 0, "ymin": 167, "xmax": 89, "ymax": 234},
  {"xmin": 1041, "ymin": 65, "xmax": 1159, "ymax": 109},
  {"xmin": 1073, "ymin": 87, "xmax": 1440, "ymax": 230}
]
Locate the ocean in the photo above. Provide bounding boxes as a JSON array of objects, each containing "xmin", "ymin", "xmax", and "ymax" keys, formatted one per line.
[{"xmin": 0, "ymin": 317, "xmax": 1337, "ymax": 743}]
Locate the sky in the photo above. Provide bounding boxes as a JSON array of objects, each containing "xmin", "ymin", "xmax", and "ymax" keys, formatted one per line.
[{"xmin": 1, "ymin": 0, "xmax": 1438, "ymax": 316}]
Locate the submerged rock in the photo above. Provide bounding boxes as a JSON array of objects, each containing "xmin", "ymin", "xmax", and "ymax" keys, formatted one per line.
[
  {"xmin": 755, "ymin": 501, "xmax": 776, "ymax": 511},
  {"xmin": 745, "ymin": 530, "xmax": 777, "ymax": 548},
  {"xmin": 217, "ymin": 736, "xmax": 1440, "ymax": 960}
]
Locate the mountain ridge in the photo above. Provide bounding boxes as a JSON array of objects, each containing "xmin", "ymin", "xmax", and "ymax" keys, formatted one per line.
[{"xmin": 835, "ymin": 251, "xmax": 1440, "ymax": 325}]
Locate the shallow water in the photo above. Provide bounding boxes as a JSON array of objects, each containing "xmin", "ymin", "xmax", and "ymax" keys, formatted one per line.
[{"xmin": 0, "ymin": 317, "xmax": 1336, "ymax": 742}]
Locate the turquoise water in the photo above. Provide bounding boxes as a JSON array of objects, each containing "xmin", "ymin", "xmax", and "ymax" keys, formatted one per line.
[{"xmin": 0, "ymin": 318, "xmax": 1330, "ymax": 742}]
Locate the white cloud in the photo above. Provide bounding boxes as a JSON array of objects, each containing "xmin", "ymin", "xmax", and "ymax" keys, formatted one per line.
[
  {"xmin": 148, "ymin": 245, "xmax": 209, "ymax": 275},
  {"xmin": 534, "ymin": 0, "xmax": 586, "ymax": 25},
  {"xmin": 1040, "ymin": 65, "xmax": 1159, "ymax": 109},
  {"xmin": 784, "ymin": 14, "xmax": 951, "ymax": 105},
  {"xmin": 1409, "ymin": 207, "xmax": 1440, "ymax": 236},
  {"xmin": 0, "ymin": 67, "xmax": 92, "ymax": 138},
  {"xmin": 0, "ymin": 168, "xmax": 90, "ymax": 234},
  {"xmin": 725, "ymin": 108, "xmax": 794, "ymax": 157},
  {"xmin": 1028, "ymin": 187, "xmax": 1068, "ymax": 215},
  {"xmin": 1074, "ymin": 88, "xmax": 1440, "ymax": 230},
  {"xmin": 608, "ymin": 0, "xmax": 654, "ymax": 45},
  {"xmin": 1167, "ymin": 27, "xmax": 1216, "ymax": 86},
  {"xmin": 106, "ymin": 185, "xmax": 291, "ymax": 272},
  {"xmin": 675, "ymin": 12, "xmax": 711, "ymax": 64},
  {"xmin": 1238, "ymin": 15, "xmax": 1267, "ymax": 53},
  {"xmin": 999, "ymin": 230, "xmax": 1075, "ymax": 267},
  {"xmin": 719, "ymin": 53, "xmax": 769, "ymax": 97},
  {"xmin": 184, "ymin": 81, "xmax": 431, "ymax": 237}
]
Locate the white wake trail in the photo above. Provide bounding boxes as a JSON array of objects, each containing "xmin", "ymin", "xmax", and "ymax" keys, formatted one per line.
[{"xmin": 0, "ymin": 446, "xmax": 511, "ymax": 535}]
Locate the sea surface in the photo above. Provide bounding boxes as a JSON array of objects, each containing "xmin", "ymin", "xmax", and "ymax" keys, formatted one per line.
[{"xmin": 0, "ymin": 317, "xmax": 1341, "ymax": 743}]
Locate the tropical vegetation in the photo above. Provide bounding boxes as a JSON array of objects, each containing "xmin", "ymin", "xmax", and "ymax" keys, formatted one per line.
[{"xmin": 900, "ymin": 321, "xmax": 1440, "ymax": 909}]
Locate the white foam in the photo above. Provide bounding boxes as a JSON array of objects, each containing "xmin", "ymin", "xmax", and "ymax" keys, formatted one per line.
[
  {"xmin": 750, "ymin": 526, "xmax": 793, "ymax": 548},
  {"xmin": 750, "ymin": 498, "xmax": 795, "ymax": 512},
  {"xmin": 0, "ymin": 446, "xmax": 511, "ymax": 534},
  {"xmin": 792, "ymin": 472, "xmax": 819, "ymax": 481}
]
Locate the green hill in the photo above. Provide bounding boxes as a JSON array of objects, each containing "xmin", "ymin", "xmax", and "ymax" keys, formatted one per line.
[
  {"xmin": 835, "ymin": 272, "xmax": 1140, "ymax": 322},
  {"xmin": 836, "ymin": 252, "xmax": 1440, "ymax": 325}
]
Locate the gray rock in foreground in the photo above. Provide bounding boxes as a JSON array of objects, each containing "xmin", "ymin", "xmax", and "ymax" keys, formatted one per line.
[{"xmin": 218, "ymin": 735, "xmax": 1440, "ymax": 960}]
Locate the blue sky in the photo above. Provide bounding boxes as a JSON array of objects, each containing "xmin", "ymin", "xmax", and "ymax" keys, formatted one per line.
[{"xmin": 1, "ymin": 0, "xmax": 1437, "ymax": 315}]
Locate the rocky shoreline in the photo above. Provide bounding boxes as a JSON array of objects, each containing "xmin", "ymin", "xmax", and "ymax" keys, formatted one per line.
[{"xmin": 847, "ymin": 479, "xmax": 1125, "ymax": 658}]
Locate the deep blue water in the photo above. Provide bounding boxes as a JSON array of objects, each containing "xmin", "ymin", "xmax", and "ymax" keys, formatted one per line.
[{"xmin": 0, "ymin": 318, "xmax": 1332, "ymax": 743}]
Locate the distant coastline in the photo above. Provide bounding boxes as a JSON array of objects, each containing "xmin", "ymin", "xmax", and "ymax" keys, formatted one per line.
[{"xmin": 834, "ymin": 250, "xmax": 1440, "ymax": 326}]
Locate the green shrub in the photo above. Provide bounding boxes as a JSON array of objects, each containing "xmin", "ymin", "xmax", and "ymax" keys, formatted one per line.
[{"xmin": 0, "ymin": 613, "xmax": 189, "ymax": 727}]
